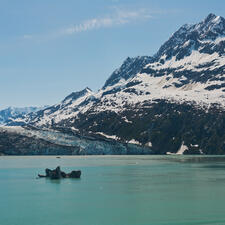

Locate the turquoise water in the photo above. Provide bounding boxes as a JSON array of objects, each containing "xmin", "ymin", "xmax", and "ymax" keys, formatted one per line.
[{"xmin": 1, "ymin": 156, "xmax": 225, "ymax": 225}]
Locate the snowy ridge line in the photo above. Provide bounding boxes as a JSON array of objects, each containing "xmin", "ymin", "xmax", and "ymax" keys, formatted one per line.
[{"xmin": 3, "ymin": 13, "xmax": 225, "ymax": 128}]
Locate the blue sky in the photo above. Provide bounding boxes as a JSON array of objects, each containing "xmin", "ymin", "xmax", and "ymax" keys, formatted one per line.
[{"xmin": 0, "ymin": 0, "xmax": 224, "ymax": 109}]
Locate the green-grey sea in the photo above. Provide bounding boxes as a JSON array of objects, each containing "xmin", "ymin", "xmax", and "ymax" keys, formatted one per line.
[{"xmin": 0, "ymin": 155, "xmax": 225, "ymax": 225}]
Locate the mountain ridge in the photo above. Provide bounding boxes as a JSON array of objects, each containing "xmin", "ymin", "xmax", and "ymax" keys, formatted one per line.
[
  {"xmin": 8, "ymin": 13, "xmax": 225, "ymax": 126},
  {"xmin": 2, "ymin": 13, "xmax": 225, "ymax": 155}
]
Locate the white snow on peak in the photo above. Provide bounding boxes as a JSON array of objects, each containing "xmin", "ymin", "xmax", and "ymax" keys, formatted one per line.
[
  {"xmin": 32, "ymin": 88, "xmax": 94, "ymax": 126},
  {"xmin": 150, "ymin": 50, "xmax": 224, "ymax": 71}
]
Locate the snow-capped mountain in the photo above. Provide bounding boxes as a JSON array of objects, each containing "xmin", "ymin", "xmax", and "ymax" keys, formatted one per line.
[
  {"xmin": 3, "ymin": 13, "xmax": 225, "ymax": 155},
  {"xmin": 103, "ymin": 56, "xmax": 154, "ymax": 88},
  {"xmin": 139, "ymin": 13, "xmax": 225, "ymax": 104},
  {"xmin": 91, "ymin": 13, "xmax": 225, "ymax": 111},
  {"xmin": 48, "ymin": 13, "xmax": 224, "ymax": 122},
  {"xmin": 17, "ymin": 87, "xmax": 94, "ymax": 127},
  {"xmin": 0, "ymin": 106, "xmax": 46, "ymax": 125}
]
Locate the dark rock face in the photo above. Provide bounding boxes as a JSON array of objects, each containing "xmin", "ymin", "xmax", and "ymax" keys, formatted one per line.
[
  {"xmin": 155, "ymin": 13, "xmax": 225, "ymax": 61},
  {"xmin": 103, "ymin": 56, "xmax": 154, "ymax": 88},
  {"xmin": 38, "ymin": 166, "xmax": 81, "ymax": 179},
  {"xmin": 71, "ymin": 100, "xmax": 225, "ymax": 155},
  {"xmin": 61, "ymin": 87, "xmax": 92, "ymax": 107}
]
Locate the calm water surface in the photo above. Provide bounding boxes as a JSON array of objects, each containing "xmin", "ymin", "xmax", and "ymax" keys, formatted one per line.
[{"xmin": 0, "ymin": 155, "xmax": 225, "ymax": 225}]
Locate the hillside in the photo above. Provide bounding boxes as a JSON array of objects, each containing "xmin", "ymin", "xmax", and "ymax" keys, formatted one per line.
[{"xmin": 2, "ymin": 13, "xmax": 225, "ymax": 155}]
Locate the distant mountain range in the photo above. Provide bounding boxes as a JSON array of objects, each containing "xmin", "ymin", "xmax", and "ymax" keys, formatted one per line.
[
  {"xmin": 0, "ymin": 106, "xmax": 47, "ymax": 125},
  {"xmin": 1, "ymin": 13, "xmax": 225, "ymax": 155}
]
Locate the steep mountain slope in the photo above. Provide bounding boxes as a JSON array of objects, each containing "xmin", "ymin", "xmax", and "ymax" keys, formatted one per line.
[
  {"xmin": 10, "ymin": 87, "xmax": 93, "ymax": 127},
  {"xmin": 90, "ymin": 13, "xmax": 225, "ymax": 111},
  {"xmin": 10, "ymin": 57, "xmax": 154, "ymax": 127},
  {"xmin": 103, "ymin": 56, "xmax": 153, "ymax": 88},
  {"xmin": 4, "ymin": 13, "xmax": 225, "ymax": 155}
]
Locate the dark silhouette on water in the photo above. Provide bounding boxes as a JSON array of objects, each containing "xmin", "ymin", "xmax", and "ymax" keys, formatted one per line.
[{"xmin": 38, "ymin": 166, "xmax": 81, "ymax": 179}]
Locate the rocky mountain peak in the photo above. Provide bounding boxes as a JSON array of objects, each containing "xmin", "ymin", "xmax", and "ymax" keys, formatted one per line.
[
  {"xmin": 103, "ymin": 56, "xmax": 153, "ymax": 89},
  {"xmin": 155, "ymin": 13, "xmax": 225, "ymax": 61},
  {"xmin": 62, "ymin": 87, "xmax": 92, "ymax": 104},
  {"xmin": 196, "ymin": 13, "xmax": 224, "ymax": 39},
  {"xmin": 204, "ymin": 13, "xmax": 217, "ymax": 23},
  {"xmin": 203, "ymin": 13, "xmax": 224, "ymax": 27}
]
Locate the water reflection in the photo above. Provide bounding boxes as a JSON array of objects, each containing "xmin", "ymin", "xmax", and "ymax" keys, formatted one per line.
[
  {"xmin": 164, "ymin": 155, "xmax": 225, "ymax": 163},
  {"xmin": 202, "ymin": 164, "xmax": 225, "ymax": 169},
  {"xmin": 46, "ymin": 178, "xmax": 62, "ymax": 184}
]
